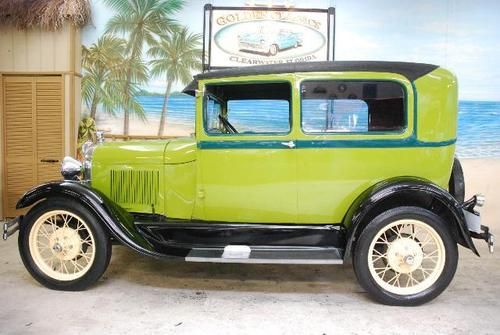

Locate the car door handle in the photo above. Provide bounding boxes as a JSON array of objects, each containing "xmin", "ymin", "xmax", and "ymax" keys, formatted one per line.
[{"xmin": 281, "ymin": 141, "xmax": 296, "ymax": 149}]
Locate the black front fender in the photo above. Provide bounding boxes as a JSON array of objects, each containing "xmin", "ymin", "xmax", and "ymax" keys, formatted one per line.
[
  {"xmin": 17, "ymin": 181, "xmax": 172, "ymax": 259},
  {"xmin": 343, "ymin": 178, "xmax": 479, "ymax": 260}
]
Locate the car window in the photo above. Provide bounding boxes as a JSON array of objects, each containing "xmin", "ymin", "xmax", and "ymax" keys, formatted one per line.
[
  {"xmin": 204, "ymin": 82, "xmax": 291, "ymax": 135},
  {"xmin": 301, "ymin": 81, "xmax": 405, "ymax": 133},
  {"xmin": 226, "ymin": 100, "xmax": 290, "ymax": 134}
]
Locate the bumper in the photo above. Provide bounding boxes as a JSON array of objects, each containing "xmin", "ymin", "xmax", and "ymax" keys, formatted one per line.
[
  {"xmin": 462, "ymin": 194, "xmax": 494, "ymax": 253},
  {"xmin": 2, "ymin": 216, "xmax": 21, "ymax": 241}
]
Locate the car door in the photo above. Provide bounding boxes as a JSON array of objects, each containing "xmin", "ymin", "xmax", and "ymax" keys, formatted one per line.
[
  {"xmin": 195, "ymin": 79, "xmax": 297, "ymax": 223},
  {"xmin": 296, "ymin": 75, "xmax": 415, "ymax": 224}
]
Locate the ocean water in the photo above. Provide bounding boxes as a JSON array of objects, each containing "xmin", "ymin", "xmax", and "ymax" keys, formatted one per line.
[
  {"xmin": 136, "ymin": 96, "xmax": 500, "ymax": 158},
  {"xmin": 457, "ymin": 101, "xmax": 500, "ymax": 158}
]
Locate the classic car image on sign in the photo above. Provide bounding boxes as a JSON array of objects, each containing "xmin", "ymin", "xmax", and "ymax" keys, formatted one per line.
[
  {"xmin": 3, "ymin": 61, "xmax": 494, "ymax": 306},
  {"xmin": 238, "ymin": 27, "xmax": 303, "ymax": 56}
]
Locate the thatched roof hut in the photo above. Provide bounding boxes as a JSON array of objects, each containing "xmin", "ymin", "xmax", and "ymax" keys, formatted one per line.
[{"xmin": 0, "ymin": 0, "xmax": 90, "ymax": 30}]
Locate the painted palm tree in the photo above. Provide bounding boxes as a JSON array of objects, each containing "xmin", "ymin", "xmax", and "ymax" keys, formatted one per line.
[
  {"xmin": 105, "ymin": 55, "xmax": 149, "ymax": 122},
  {"xmin": 82, "ymin": 35, "xmax": 126, "ymax": 119},
  {"xmin": 104, "ymin": 0, "xmax": 183, "ymax": 135},
  {"xmin": 148, "ymin": 27, "xmax": 202, "ymax": 136}
]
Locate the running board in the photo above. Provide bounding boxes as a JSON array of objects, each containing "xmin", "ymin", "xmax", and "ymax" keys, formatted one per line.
[{"xmin": 185, "ymin": 245, "xmax": 344, "ymax": 264}]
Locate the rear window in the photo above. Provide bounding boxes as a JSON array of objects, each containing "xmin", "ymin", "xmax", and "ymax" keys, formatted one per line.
[{"xmin": 301, "ymin": 81, "xmax": 406, "ymax": 134}]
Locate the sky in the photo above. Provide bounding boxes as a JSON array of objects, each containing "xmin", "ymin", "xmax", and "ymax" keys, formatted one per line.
[{"xmin": 82, "ymin": 0, "xmax": 500, "ymax": 101}]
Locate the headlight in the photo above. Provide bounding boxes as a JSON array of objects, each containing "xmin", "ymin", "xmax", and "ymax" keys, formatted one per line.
[
  {"xmin": 81, "ymin": 141, "xmax": 95, "ymax": 181},
  {"xmin": 61, "ymin": 157, "xmax": 82, "ymax": 180}
]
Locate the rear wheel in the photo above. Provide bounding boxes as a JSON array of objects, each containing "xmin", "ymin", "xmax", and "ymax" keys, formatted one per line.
[
  {"xmin": 353, "ymin": 206, "xmax": 458, "ymax": 305},
  {"xmin": 19, "ymin": 198, "xmax": 111, "ymax": 290},
  {"xmin": 269, "ymin": 44, "xmax": 278, "ymax": 56}
]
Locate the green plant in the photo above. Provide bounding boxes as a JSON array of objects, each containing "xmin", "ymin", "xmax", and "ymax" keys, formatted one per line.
[{"xmin": 77, "ymin": 116, "xmax": 97, "ymax": 159}]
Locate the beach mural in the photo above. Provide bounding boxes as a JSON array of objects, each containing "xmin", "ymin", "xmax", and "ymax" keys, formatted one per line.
[{"xmin": 81, "ymin": 0, "xmax": 500, "ymax": 158}]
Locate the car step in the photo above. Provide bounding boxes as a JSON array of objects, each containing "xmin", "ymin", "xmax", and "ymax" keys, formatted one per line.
[{"xmin": 185, "ymin": 245, "xmax": 344, "ymax": 264}]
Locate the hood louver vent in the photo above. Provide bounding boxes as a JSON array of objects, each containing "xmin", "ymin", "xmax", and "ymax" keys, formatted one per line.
[{"xmin": 110, "ymin": 169, "xmax": 159, "ymax": 206}]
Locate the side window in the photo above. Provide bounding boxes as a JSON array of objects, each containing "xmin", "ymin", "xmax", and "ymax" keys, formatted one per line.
[
  {"xmin": 301, "ymin": 81, "xmax": 405, "ymax": 133},
  {"xmin": 204, "ymin": 82, "xmax": 291, "ymax": 135},
  {"xmin": 226, "ymin": 100, "xmax": 290, "ymax": 134}
]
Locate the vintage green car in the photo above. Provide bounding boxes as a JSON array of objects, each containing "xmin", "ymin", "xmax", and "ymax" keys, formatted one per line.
[{"xmin": 3, "ymin": 61, "xmax": 494, "ymax": 306}]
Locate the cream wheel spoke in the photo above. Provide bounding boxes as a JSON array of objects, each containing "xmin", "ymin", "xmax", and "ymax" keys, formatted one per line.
[
  {"xmin": 375, "ymin": 265, "xmax": 392, "ymax": 279},
  {"xmin": 372, "ymin": 248, "xmax": 385, "ymax": 257},
  {"xmin": 395, "ymin": 273, "xmax": 403, "ymax": 287},
  {"xmin": 389, "ymin": 226, "xmax": 401, "ymax": 238},
  {"xmin": 408, "ymin": 272, "xmax": 418, "ymax": 285},
  {"xmin": 82, "ymin": 236, "xmax": 93, "ymax": 246},
  {"xmin": 379, "ymin": 231, "xmax": 391, "ymax": 244},
  {"xmin": 83, "ymin": 252, "xmax": 92, "ymax": 262},
  {"xmin": 76, "ymin": 219, "xmax": 85, "ymax": 232},
  {"xmin": 39, "ymin": 225, "xmax": 52, "ymax": 239},
  {"xmin": 397, "ymin": 223, "xmax": 408, "ymax": 236},
  {"xmin": 62, "ymin": 214, "xmax": 70, "ymax": 229},
  {"xmin": 419, "ymin": 267, "xmax": 431, "ymax": 279},
  {"xmin": 424, "ymin": 249, "xmax": 439, "ymax": 257},
  {"xmin": 37, "ymin": 240, "xmax": 51, "ymax": 249},
  {"xmin": 405, "ymin": 274, "xmax": 412, "ymax": 287},
  {"xmin": 386, "ymin": 272, "xmax": 399, "ymax": 285},
  {"xmin": 419, "ymin": 233, "xmax": 435, "ymax": 249},
  {"xmin": 372, "ymin": 254, "xmax": 386, "ymax": 262},
  {"xmin": 72, "ymin": 259, "xmax": 85, "ymax": 272},
  {"xmin": 48, "ymin": 215, "xmax": 57, "ymax": 231},
  {"xmin": 62, "ymin": 260, "xmax": 70, "ymax": 274}
]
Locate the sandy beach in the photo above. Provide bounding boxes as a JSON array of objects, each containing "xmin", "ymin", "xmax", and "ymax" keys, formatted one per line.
[
  {"xmin": 95, "ymin": 114, "xmax": 194, "ymax": 137},
  {"xmin": 462, "ymin": 158, "xmax": 500, "ymax": 230}
]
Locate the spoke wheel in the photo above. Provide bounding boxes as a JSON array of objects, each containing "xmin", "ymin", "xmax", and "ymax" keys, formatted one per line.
[
  {"xmin": 29, "ymin": 210, "xmax": 96, "ymax": 281},
  {"xmin": 368, "ymin": 219, "xmax": 445, "ymax": 295},
  {"xmin": 19, "ymin": 198, "xmax": 111, "ymax": 291},
  {"xmin": 353, "ymin": 206, "xmax": 458, "ymax": 306}
]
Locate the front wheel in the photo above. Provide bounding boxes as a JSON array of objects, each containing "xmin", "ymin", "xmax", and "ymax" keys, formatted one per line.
[
  {"xmin": 268, "ymin": 44, "xmax": 278, "ymax": 56},
  {"xmin": 353, "ymin": 206, "xmax": 458, "ymax": 306},
  {"xmin": 18, "ymin": 198, "xmax": 111, "ymax": 290}
]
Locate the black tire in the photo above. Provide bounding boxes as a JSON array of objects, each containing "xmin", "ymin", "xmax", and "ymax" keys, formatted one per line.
[
  {"xmin": 353, "ymin": 206, "xmax": 458, "ymax": 306},
  {"xmin": 18, "ymin": 198, "xmax": 112, "ymax": 291},
  {"xmin": 449, "ymin": 157, "xmax": 465, "ymax": 203}
]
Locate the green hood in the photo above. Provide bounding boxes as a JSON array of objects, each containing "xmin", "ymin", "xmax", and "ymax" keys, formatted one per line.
[
  {"xmin": 92, "ymin": 137, "xmax": 196, "ymax": 165},
  {"xmin": 90, "ymin": 137, "xmax": 197, "ymax": 215}
]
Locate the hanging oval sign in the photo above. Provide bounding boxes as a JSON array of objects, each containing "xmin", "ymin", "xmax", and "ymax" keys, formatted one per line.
[{"xmin": 210, "ymin": 11, "xmax": 330, "ymax": 67}]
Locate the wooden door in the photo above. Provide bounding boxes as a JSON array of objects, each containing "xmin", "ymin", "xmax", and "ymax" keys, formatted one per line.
[
  {"xmin": 34, "ymin": 77, "xmax": 64, "ymax": 183},
  {"xmin": 2, "ymin": 76, "xmax": 64, "ymax": 217}
]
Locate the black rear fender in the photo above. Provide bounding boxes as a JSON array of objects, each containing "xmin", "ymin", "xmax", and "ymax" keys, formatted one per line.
[
  {"xmin": 343, "ymin": 178, "xmax": 479, "ymax": 261},
  {"xmin": 449, "ymin": 157, "xmax": 465, "ymax": 203}
]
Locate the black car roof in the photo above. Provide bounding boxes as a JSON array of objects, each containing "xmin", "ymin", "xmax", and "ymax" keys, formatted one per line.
[{"xmin": 183, "ymin": 61, "xmax": 439, "ymax": 95}]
